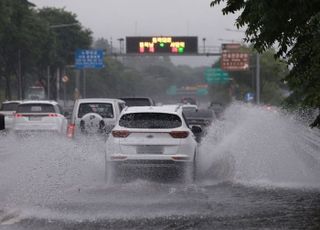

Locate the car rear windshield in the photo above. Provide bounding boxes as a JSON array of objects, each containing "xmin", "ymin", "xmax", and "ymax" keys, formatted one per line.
[
  {"xmin": 78, "ymin": 103, "xmax": 114, "ymax": 118},
  {"xmin": 0, "ymin": 103, "xmax": 20, "ymax": 111},
  {"xmin": 119, "ymin": 113, "xmax": 182, "ymax": 129},
  {"xmin": 120, "ymin": 98, "xmax": 152, "ymax": 106},
  {"xmin": 16, "ymin": 104, "xmax": 55, "ymax": 113}
]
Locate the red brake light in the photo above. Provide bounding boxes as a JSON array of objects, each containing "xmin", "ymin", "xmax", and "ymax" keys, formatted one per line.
[
  {"xmin": 48, "ymin": 113, "xmax": 58, "ymax": 117},
  {"xmin": 67, "ymin": 124, "xmax": 75, "ymax": 138},
  {"xmin": 111, "ymin": 155, "xmax": 128, "ymax": 160},
  {"xmin": 112, "ymin": 130, "xmax": 130, "ymax": 138},
  {"xmin": 171, "ymin": 156, "xmax": 190, "ymax": 161},
  {"xmin": 169, "ymin": 131, "xmax": 189, "ymax": 138}
]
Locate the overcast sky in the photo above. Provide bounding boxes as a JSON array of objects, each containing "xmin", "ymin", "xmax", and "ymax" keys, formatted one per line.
[{"xmin": 30, "ymin": 0, "xmax": 245, "ymax": 66}]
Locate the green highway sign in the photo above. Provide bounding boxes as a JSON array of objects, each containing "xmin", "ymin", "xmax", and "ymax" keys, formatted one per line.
[
  {"xmin": 196, "ymin": 88, "xmax": 208, "ymax": 96},
  {"xmin": 204, "ymin": 68, "xmax": 231, "ymax": 84},
  {"xmin": 166, "ymin": 85, "xmax": 177, "ymax": 95}
]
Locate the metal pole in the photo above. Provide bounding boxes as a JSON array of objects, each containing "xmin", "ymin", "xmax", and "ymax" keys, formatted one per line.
[
  {"xmin": 47, "ymin": 65, "xmax": 50, "ymax": 99},
  {"xmin": 76, "ymin": 69, "xmax": 80, "ymax": 96},
  {"xmin": 83, "ymin": 69, "xmax": 86, "ymax": 98},
  {"xmin": 63, "ymin": 82, "xmax": 66, "ymax": 107},
  {"xmin": 56, "ymin": 67, "xmax": 60, "ymax": 101},
  {"xmin": 256, "ymin": 53, "xmax": 260, "ymax": 104},
  {"xmin": 18, "ymin": 49, "xmax": 22, "ymax": 100}
]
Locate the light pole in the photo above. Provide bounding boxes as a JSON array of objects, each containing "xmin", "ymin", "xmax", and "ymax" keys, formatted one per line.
[
  {"xmin": 48, "ymin": 22, "xmax": 80, "ymax": 101},
  {"xmin": 202, "ymin": 38, "xmax": 206, "ymax": 53}
]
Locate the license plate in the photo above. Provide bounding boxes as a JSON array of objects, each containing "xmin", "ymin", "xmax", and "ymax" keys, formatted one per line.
[
  {"xmin": 136, "ymin": 145, "xmax": 163, "ymax": 154},
  {"xmin": 29, "ymin": 116, "xmax": 42, "ymax": 121}
]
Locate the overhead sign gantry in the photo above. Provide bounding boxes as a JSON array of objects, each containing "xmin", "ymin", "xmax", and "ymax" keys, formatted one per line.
[{"xmin": 126, "ymin": 36, "xmax": 198, "ymax": 55}]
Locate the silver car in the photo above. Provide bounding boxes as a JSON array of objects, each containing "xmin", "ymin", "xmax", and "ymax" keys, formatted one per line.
[
  {"xmin": 0, "ymin": 100, "xmax": 22, "ymax": 130},
  {"xmin": 13, "ymin": 100, "xmax": 68, "ymax": 135}
]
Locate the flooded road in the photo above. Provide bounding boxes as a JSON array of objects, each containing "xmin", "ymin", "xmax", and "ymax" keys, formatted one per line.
[{"xmin": 1, "ymin": 103, "xmax": 320, "ymax": 229}]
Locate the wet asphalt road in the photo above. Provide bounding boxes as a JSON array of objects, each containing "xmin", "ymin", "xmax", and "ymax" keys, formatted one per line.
[
  {"xmin": 1, "ymin": 105, "xmax": 320, "ymax": 229},
  {"xmin": 1, "ymin": 182, "xmax": 320, "ymax": 229}
]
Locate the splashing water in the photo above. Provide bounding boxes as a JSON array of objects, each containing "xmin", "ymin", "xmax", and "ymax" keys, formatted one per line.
[
  {"xmin": 199, "ymin": 102, "xmax": 320, "ymax": 188},
  {"xmin": 1, "ymin": 102, "xmax": 320, "ymax": 224}
]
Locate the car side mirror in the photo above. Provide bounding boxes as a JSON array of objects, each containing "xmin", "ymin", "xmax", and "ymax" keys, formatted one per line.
[{"xmin": 191, "ymin": 125, "xmax": 202, "ymax": 134}]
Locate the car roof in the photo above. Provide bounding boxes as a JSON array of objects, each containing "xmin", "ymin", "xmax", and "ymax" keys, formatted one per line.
[
  {"xmin": 76, "ymin": 98, "xmax": 124, "ymax": 103},
  {"xmin": 122, "ymin": 105, "xmax": 182, "ymax": 114},
  {"xmin": 119, "ymin": 97, "xmax": 152, "ymax": 100},
  {"xmin": 19, "ymin": 100, "xmax": 59, "ymax": 105},
  {"xmin": 2, "ymin": 100, "xmax": 22, "ymax": 104},
  {"xmin": 182, "ymin": 104, "xmax": 198, "ymax": 108}
]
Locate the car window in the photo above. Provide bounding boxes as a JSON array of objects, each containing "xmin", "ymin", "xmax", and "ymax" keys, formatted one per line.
[
  {"xmin": 0, "ymin": 103, "xmax": 20, "ymax": 111},
  {"xmin": 182, "ymin": 106, "xmax": 197, "ymax": 113},
  {"xmin": 17, "ymin": 104, "xmax": 55, "ymax": 113},
  {"xmin": 119, "ymin": 112, "xmax": 182, "ymax": 129},
  {"xmin": 120, "ymin": 98, "xmax": 152, "ymax": 106},
  {"xmin": 78, "ymin": 103, "xmax": 114, "ymax": 118}
]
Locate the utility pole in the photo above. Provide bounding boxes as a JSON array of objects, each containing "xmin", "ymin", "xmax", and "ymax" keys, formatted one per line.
[
  {"xmin": 83, "ymin": 69, "xmax": 86, "ymax": 98},
  {"xmin": 202, "ymin": 38, "xmax": 206, "ymax": 53},
  {"xmin": 49, "ymin": 23, "xmax": 80, "ymax": 101},
  {"xmin": 47, "ymin": 66, "xmax": 50, "ymax": 99},
  {"xmin": 256, "ymin": 53, "xmax": 261, "ymax": 104},
  {"xmin": 18, "ymin": 49, "xmax": 22, "ymax": 100}
]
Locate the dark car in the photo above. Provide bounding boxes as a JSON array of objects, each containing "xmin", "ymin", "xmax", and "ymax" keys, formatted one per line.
[
  {"xmin": 119, "ymin": 97, "xmax": 155, "ymax": 107},
  {"xmin": 184, "ymin": 109, "xmax": 215, "ymax": 127},
  {"xmin": 183, "ymin": 109, "xmax": 215, "ymax": 142},
  {"xmin": 180, "ymin": 97, "xmax": 197, "ymax": 105},
  {"xmin": 209, "ymin": 102, "xmax": 225, "ymax": 118}
]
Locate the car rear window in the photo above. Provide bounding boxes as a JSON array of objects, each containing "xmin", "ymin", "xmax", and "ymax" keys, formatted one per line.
[
  {"xmin": 0, "ymin": 103, "xmax": 20, "ymax": 111},
  {"xmin": 17, "ymin": 104, "xmax": 55, "ymax": 113},
  {"xmin": 78, "ymin": 103, "xmax": 114, "ymax": 118},
  {"xmin": 120, "ymin": 98, "xmax": 152, "ymax": 106},
  {"xmin": 119, "ymin": 113, "xmax": 182, "ymax": 129}
]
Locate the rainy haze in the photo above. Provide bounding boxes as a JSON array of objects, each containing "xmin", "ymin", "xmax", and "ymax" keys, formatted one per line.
[{"xmin": 0, "ymin": 0, "xmax": 320, "ymax": 229}]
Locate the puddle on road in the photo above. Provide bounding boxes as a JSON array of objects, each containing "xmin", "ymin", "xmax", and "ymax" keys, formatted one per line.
[{"xmin": 0, "ymin": 102, "xmax": 320, "ymax": 224}]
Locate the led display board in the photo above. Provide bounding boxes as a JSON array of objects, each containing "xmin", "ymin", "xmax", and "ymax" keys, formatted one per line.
[{"xmin": 126, "ymin": 36, "xmax": 198, "ymax": 54}]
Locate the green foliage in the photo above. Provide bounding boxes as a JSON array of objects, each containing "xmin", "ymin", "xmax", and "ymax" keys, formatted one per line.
[
  {"xmin": 37, "ymin": 7, "xmax": 92, "ymax": 67},
  {"xmin": 211, "ymin": 0, "xmax": 320, "ymax": 107},
  {"xmin": 0, "ymin": 2, "xmax": 92, "ymax": 100}
]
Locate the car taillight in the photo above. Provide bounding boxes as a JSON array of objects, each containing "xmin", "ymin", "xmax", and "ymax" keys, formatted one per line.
[
  {"xmin": 171, "ymin": 156, "xmax": 190, "ymax": 161},
  {"xmin": 169, "ymin": 131, "xmax": 189, "ymax": 138},
  {"xmin": 48, "ymin": 113, "xmax": 58, "ymax": 117},
  {"xmin": 111, "ymin": 155, "xmax": 128, "ymax": 160},
  {"xmin": 15, "ymin": 113, "xmax": 24, "ymax": 118},
  {"xmin": 112, "ymin": 130, "xmax": 130, "ymax": 138},
  {"xmin": 67, "ymin": 123, "xmax": 75, "ymax": 138}
]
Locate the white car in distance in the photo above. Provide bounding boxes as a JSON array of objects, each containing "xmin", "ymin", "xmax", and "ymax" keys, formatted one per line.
[
  {"xmin": 105, "ymin": 105, "xmax": 202, "ymax": 183},
  {"xmin": 0, "ymin": 100, "xmax": 22, "ymax": 130},
  {"xmin": 67, "ymin": 98, "xmax": 126, "ymax": 138},
  {"xmin": 13, "ymin": 100, "xmax": 68, "ymax": 135}
]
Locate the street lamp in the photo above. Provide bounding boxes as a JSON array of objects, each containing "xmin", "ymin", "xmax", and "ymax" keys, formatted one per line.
[
  {"xmin": 48, "ymin": 22, "xmax": 80, "ymax": 101},
  {"xmin": 202, "ymin": 38, "xmax": 206, "ymax": 53},
  {"xmin": 49, "ymin": 23, "xmax": 80, "ymax": 29}
]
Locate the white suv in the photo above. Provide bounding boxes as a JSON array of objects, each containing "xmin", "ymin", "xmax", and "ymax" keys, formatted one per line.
[
  {"xmin": 105, "ymin": 105, "xmax": 202, "ymax": 183},
  {"xmin": 13, "ymin": 100, "xmax": 67, "ymax": 135},
  {"xmin": 0, "ymin": 100, "xmax": 22, "ymax": 130},
  {"xmin": 68, "ymin": 98, "xmax": 125, "ymax": 138}
]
